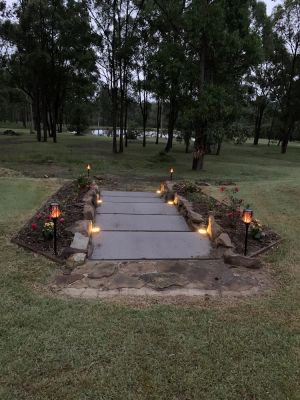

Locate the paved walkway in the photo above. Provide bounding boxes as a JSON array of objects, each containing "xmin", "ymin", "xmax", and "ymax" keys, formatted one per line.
[{"xmin": 90, "ymin": 190, "xmax": 211, "ymax": 260}]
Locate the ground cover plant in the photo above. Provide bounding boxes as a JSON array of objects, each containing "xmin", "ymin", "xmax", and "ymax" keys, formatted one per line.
[{"xmin": 0, "ymin": 134, "xmax": 299, "ymax": 399}]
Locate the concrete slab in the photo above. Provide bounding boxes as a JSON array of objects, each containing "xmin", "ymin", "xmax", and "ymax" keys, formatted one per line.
[
  {"xmin": 95, "ymin": 214, "xmax": 190, "ymax": 231},
  {"xmin": 97, "ymin": 202, "xmax": 179, "ymax": 215},
  {"xmin": 101, "ymin": 196, "xmax": 163, "ymax": 203},
  {"xmin": 91, "ymin": 231, "xmax": 211, "ymax": 260},
  {"xmin": 101, "ymin": 190, "xmax": 158, "ymax": 198}
]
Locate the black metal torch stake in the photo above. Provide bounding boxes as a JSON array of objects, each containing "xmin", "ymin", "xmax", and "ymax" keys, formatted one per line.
[
  {"xmin": 53, "ymin": 218, "xmax": 58, "ymax": 256},
  {"xmin": 244, "ymin": 223, "xmax": 250, "ymax": 256}
]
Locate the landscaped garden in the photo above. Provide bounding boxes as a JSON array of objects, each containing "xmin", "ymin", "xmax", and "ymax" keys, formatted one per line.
[
  {"xmin": 1, "ymin": 0, "xmax": 300, "ymax": 397},
  {"xmin": 0, "ymin": 132, "xmax": 299, "ymax": 399}
]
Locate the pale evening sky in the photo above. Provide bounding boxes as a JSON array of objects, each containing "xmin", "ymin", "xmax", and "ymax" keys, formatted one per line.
[{"xmin": 6, "ymin": 0, "xmax": 283, "ymax": 15}]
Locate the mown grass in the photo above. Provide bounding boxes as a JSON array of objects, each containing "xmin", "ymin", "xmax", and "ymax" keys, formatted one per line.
[{"xmin": 0, "ymin": 132, "xmax": 299, "ymax": 399}]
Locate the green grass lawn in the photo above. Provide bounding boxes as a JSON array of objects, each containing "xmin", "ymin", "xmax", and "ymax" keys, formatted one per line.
[{"xmin": 0, "ymin": 132, "xmax": 299, "ymax": 399}]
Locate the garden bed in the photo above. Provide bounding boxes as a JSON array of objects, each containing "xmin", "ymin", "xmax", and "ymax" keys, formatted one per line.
[
  {"xmin": 13, "ymin": 181, "xmax": 90, "ymax": 262},
  {"xmin": 172, "ymin": 182, "xmax": 280, "ymax": 256}
]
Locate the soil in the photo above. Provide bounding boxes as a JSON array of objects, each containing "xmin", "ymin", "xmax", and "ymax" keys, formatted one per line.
[
  {"xmin": 173, "ymin": 182, "xmax": 280, "ymax": 256},
  {"xmin": 13, "ymin": 182, "xmax": 89, "ymax": 260}
]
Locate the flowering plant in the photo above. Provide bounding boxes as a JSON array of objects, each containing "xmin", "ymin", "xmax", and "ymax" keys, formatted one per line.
[
  {"xmin": 250, "ymin": 220, "xmax": 264, "ymax": 240},
  {"xmin": 30, "ymin": 210, "xmax": 65, "ymax": 240},
  {"xmin": 42, "ymin": 221, "xmax": 54, "ymax": 240},
  {"xmin": 219, "ymin": 186, "xmax": 244, "ymax": 227}
]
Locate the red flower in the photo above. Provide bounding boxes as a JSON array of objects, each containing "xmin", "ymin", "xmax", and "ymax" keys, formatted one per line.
[
  {"xmin": 220, "ymin": 187, "xmax": 225, "ymax": 192},
  {"xmin": 235, "ymin": 187, "xmax": 240, "ymax": 192},
  {"xmin": 59, "ymin": 217, "xmax": 65, "ymax": 223},
  {"xmin": 31, "ymin": 223, "xmax": 38, "ymax": 231}
]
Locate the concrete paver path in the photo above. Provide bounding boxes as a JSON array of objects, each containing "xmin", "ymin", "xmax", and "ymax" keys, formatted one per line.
[{"xmin": 91, "ymin": 191, "xmax": 211, "ymax": 260}]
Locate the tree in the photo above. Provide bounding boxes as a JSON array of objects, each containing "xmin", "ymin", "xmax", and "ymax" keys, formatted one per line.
[
  {"xmin": 181, "ymin": 0, "xmax": 262, "ymax": 170},
  {"xmin": 1, "ymin": 0, "xmax": 96, "ymax": 142},
  {"xmin": 272, "ymin": 0, "xmax": 300, "ymax": 153}
]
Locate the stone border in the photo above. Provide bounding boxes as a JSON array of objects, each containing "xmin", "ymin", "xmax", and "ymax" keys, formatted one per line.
[
  {"xmin": 66, "ymin": 181, "xmax": 100, "ymax": 268},
  {"xmin": 159, "ymin": 180, "xmax": 276, "ymax": 270}
]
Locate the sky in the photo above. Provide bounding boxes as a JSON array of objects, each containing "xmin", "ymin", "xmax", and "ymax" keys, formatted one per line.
[
  {"xmin": 264, "ymin": 0, "xmax": 282, "ymax": 14},
  {"xmin": 5, "ymin": 0, "xmax": 283, "ymax": 16}
]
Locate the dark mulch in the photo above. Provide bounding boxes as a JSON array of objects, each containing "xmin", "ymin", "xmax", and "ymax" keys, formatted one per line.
[
  {"xmin": 173, "ymin": 182, "xmax": 280, "ymax": 256},
  {"xmin": 13, "ymin": 182, "xmax": 89, "ymax": 261}
]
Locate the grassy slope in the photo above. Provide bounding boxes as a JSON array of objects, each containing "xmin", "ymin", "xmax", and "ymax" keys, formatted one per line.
[{"xmin": 0, "ymin": 133, "xmax": 299, "ymax": 399}]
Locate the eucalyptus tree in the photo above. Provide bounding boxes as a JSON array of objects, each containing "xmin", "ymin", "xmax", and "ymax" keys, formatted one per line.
[
  {"xmin": 272, "ymin": 0, "xmax": 300, "ymax": 154},
  {"xmin": 144, "ymin": 0, "xmax": 186, "ymax": 152},
  {"xmin": 1, "ymin": 0, "xmax": 96, "ymax": 142},
  {"xmin": 182, "ymin": 0, "xmax": 262, "ymax": 170},
  {"xmin": 245, "ymin": 1, "xmax": 275, "ymax": 145},
  {"xmin": 90, "ymin": 0, "xmax": 145, "ymax": 153}
]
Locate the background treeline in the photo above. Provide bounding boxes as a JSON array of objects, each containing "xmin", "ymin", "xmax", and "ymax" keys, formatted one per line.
[{"xmin": 0, "ymin": 0, "xmax": 299, "ymax": 169}]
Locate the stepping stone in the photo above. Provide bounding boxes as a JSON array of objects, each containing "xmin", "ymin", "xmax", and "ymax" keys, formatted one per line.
[
  {"xmin": 91, "ymin": 232, "xmax": 211, "ymax": 260},
  {"xmin": 101, "ymin": 190, "xmax": 158, "ymax": 198},
  {"xmin": 101, "ymin": 196, "xmax": 162, "ymax": 203},
  {"xmin": 98, "ymin": 202, "xmax": 178, "ymax": 215},
  {"xmin": 95, "ymin": 214, "xmax": 190, "ymax": 232}
]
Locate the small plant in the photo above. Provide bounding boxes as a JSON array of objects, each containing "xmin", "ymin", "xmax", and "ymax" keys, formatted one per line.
[
  {"xmin": 250, "ymin": 220, "xmax": 264, "ymax": 240},
  {"xmin": 220, "ymin": 186, "xmax": 244, "ymax": 226},
  {"xmin": 184, "ymin": 180, "xmax": 200, "ymax": 193},
  {"xmin": 77, "ymin": 174, "xmax": 90, "ymax": 189},
  {"xmin": 30, "ymin": 211, "xmax": 65, "ymax": 241},
  {"xmin": 42, "ymin": 221, "xmax": 54, "ymax": 240}
]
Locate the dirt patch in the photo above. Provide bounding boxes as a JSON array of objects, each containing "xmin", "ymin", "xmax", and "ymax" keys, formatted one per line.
[
  {"xmin": 13, "ymin": 181, "xmax": 90, "ymax": 261},
  {"xmin": 0, "ymin": 168, "xmax": 23, "ymax": 177}
]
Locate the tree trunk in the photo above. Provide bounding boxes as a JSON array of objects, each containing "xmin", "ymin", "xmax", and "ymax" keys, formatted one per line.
[
  {"xmin": 165, "ymin": 98, "xmax": 177, "ymax": 153},
  {"xmin": 143, "ymin": 118, "xmax": 146, "ymax": 147},
  {"xmin": 34, "ymin": 94, "xmax": 41, "ymax": 142},
  {"xmin": 124, "ymin": 99, "xmax": 128, "ymax": 148},
  {"xmin": 155, "ymin": 100, "xmax": 162, "ymax": 145},
  {"xmin": 253, "ymin": 105, "xmax": 265, "ymax": 145},
  {"xmin": 216, "ymin": 141, "xmax": 222, "ymax": 155},
  {"xmin": 192, "ymin": 126, "xmax": 206, "ymax": 170}
]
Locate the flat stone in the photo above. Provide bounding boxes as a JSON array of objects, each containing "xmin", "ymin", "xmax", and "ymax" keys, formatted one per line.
[
  {"xmin": 215, "ymin": 233, "xmax": 234, "ymax": 248},
  {"xmin": 67, "ymin": 220, "xmax": 91, "ymax": 237},
  {"xmin": 62, "ymin": 288, "xmax": 85, "ymax": 297},
  {"xmin": 61, "ymin": 246, "xmax": 87, "ymax": 259},
  {"xmin": 70, "ymin": 233, "xmax": 89, "ymax": 251},
  {"xmin": 95, "ymin": 213, "xmax": 190, "ymax": 232},
  {"xmin": 140, "ymin": 272, "xmax": 188, "ymax": 290},
  {"xmin": 54, "ymin": 274, "xmax": 84, "ymax": 286},
  {"xmin": 81, "ymin": 288, "xmax": 99, "ymax": 298},
  {"xmin": 83, "ymin": 204, "xmax": 95, "ymax": 220},
  {"xmin": 188, "ymin": 210, "xmax": 204, "ymax": 224},
  {"xmin": 67, "ymin": 252, "xmax": 86, "ymax": 268},
  {"xmin": 87, "ymin": 263, "xmax": 116, "ymax": 279},
  {"xmin": 91, "ymin": 231, "xmax": 211, "ymax": 260},
  {"xmin": 224, "ymin": 253, "xmax": 263, "ymax": 269},
  {"xmin": 98, "ymin": 202, "xmax": 178, "ymax": 215},
  {"xmin": 101, "ymin": 190, "xmax": 158, "ymax": 198},
  {"xmin": 105, "ymin": 273, "xmax": 145, "ymax": 289},
  {"xmin": 121, "ymin": 262, "xmax": 158, "ymax": 275},
  {"xmin": 207, "ymin": 213, "xmax": 223, "ymax": 240},
  {"xmin": 101, "ymin": 196, "xmax": 162, "ymax": 203}
]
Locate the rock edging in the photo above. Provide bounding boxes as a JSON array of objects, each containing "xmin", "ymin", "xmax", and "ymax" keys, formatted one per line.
[{"xmin": 66, "ymin": 182, "xmax": 100, "ymax": 268}]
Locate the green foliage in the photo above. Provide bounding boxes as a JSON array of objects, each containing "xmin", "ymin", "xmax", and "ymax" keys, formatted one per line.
[
  {"xmin": 226, "ymin": 125, "xmax": 251, "ymax": 145},
  {"xmin": 220, "ymin": 185, "xmax": 244, "ymax": 226},
  {"xmin": 77, "ymin": 174, "xmax": 90, "ymax": 189}
]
